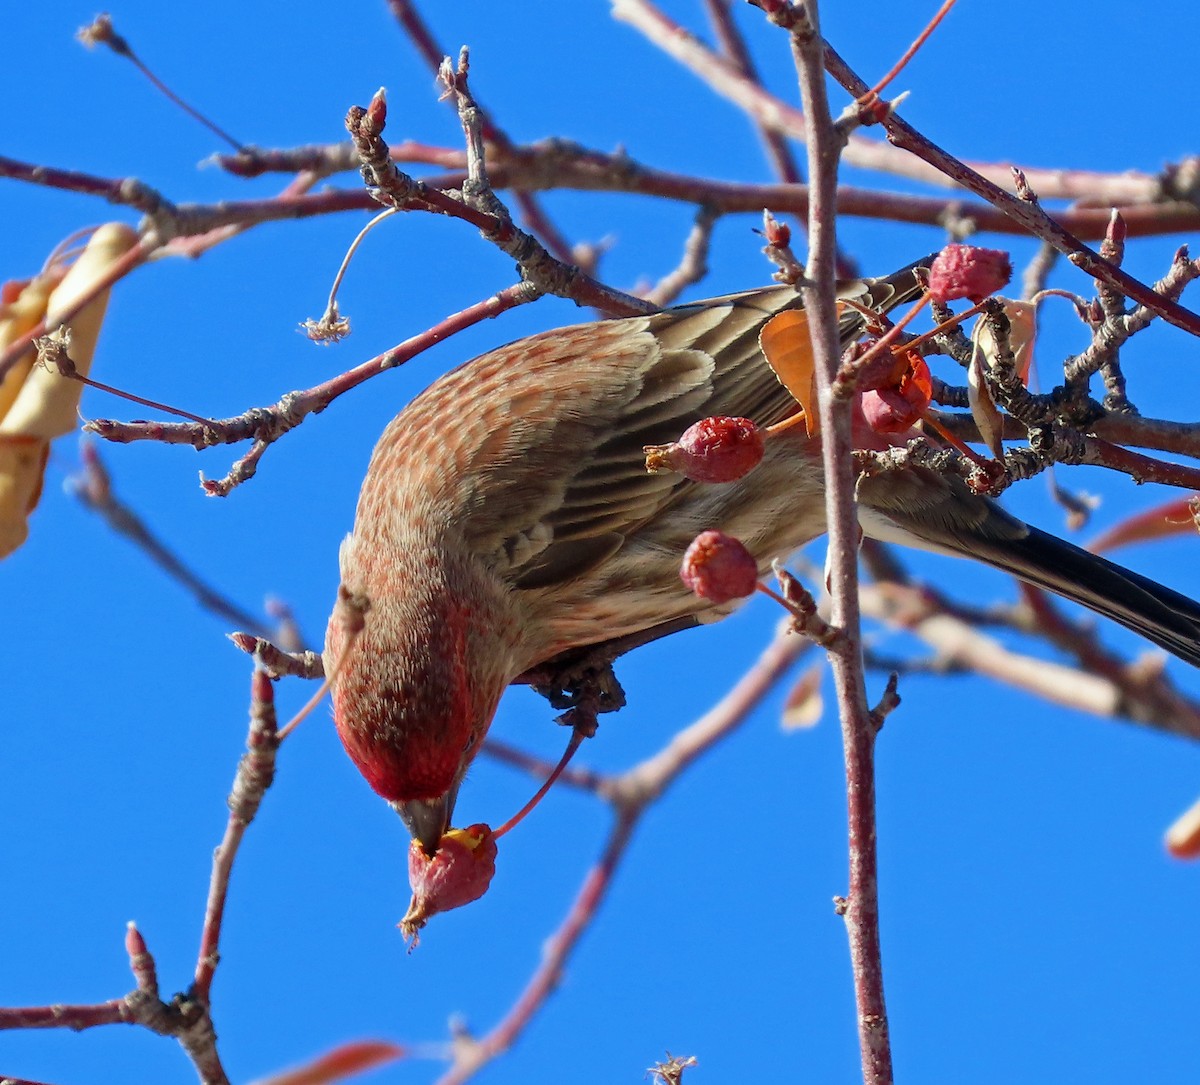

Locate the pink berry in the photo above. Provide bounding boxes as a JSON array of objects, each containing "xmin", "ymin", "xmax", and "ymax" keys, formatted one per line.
[
  {"xmin": 680, "ymin": 530, "xmax": 759, "ymax": 604},
  {"xmin": 928, "ymin": 244, "xmax": 1012, "ymax": 303},
  {"xmin": 644, "ymin": 416, "xmax": 764, "ymax": 484},
  {"xmin": 400, "ymin": 823, "xmax": 498, "ymax": 944},
  {"xmin": 850, "ymin": 338, "xmax": 905, "ymax": 392},
  {"xmin": 861, "ymin": 386, "xmax": 925, "ymax": 433},
  {"xmin": 859, "ymin": 351, "xmax": 933, "ymax": 434}
]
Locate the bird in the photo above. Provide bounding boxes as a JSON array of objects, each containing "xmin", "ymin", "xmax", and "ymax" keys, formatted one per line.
[{"xmin": 325, "ymin": 256, "xmax": 1200, "ymax": 856}]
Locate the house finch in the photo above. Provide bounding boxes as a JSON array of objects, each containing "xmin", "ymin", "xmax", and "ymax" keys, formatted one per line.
[{"xmin": 325, "ymin": 256, "xmax": 1200, "ymax": 855}]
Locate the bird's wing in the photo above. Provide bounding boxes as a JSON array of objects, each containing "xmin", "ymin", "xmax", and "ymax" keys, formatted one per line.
[
  {"xmin": 442, "ymin": 260, "xmax": 931, "ymax": 589},
  {"xmin": 453, "ymin": 295, "xmax": 795, "ymax": 589}
]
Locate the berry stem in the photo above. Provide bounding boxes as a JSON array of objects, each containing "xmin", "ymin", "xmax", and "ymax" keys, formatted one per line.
[{"xmin": 493, "ymin": 728, "xmax": 586, "ymax": 839}]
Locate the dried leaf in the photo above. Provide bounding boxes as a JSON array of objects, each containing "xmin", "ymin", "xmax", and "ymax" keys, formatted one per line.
[
  {"xmin": 781, "ymin": 662, "xmax": 824, "ymax": 730},
  {"xmin": 760, "ymin": 307, "xmax": 819, "ymax": 435},
  {"xmin": 968, "ymin": 299, "xmax": 1037, "ymax": 458},
  {"xmin": 967, "ymin": 347, "xmax": 1005, "ymax": 459},
  {"xmin": 0, "ymin": 436, "xmax": 49, "ymax": 556},
  {"xmin": 1, "ymin": 222, "xmax": 137, "ymax": 439},
  {"xmin": 0, "ymin": 223, "xmax": 136, "ymax": 558},
  {"xmin": 0, "ymin": 269, "xmax": 65, "ymax": 421}
]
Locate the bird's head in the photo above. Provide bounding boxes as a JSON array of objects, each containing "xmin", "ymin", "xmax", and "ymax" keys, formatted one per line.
[{"xmin": 325, "ymin": 533, "xmax": 521, "ymax": 856}]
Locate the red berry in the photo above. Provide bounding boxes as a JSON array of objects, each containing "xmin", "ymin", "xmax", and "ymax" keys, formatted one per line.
[
  {"xmin": 928, "ymin": 244, "xmax": 1012, "ymax": 303},
  {"xmin": 859, "ymin": 350, "xmax": 932, "ymax": 435},
  {"xmin": 851, "ymin": 338, "xmax": 908, "ymax": 392},
  {"xmin": 399, "ymin": 823, "xmax": 497, "ymax": 944},
  {"xmin": 644, "ymin": 416, "xmax": 764, "ymax": 483},
  {"xmin": 860, "ymin": 386, "xmax": 925, "ymax": 433},
  {"xmin": 680, "ymin": 530, "xmax": 759, "ymax": 604}
]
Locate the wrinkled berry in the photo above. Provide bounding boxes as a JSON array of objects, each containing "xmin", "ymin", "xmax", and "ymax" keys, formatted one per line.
[
  {"xmin": 680, "ymin": 530, "xmax": 759, "ymax": 603},
  {"xmin": 928, "ymin": 244, "xmax": 1012, "ymax": 303},
  {"xmin": 645, "ymin": 416, "xmax": 765, "ymax": 484},
  {"xmin": 400, "ymin": 823, "xmax": 497, "ymax": 944}
]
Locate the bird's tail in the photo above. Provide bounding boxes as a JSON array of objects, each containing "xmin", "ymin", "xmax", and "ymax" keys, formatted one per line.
[{"xmin": 976, "ymin": 525, "xmax": 1200, "ymax": 668}]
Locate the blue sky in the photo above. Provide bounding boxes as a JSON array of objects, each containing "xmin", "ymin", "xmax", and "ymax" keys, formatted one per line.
[{"xmin": 4, "ymin": 3, "xmax": 1200, "ymax": 1083}]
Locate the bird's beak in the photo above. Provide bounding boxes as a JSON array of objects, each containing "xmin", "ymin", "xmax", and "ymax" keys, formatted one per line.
[{"xmin": 395, "ymin": 780, "xmax": 460, "ymax": 857}]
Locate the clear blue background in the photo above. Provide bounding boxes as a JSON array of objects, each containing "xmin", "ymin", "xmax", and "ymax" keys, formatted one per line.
[{"xmin": 4, "ymin": 3, "xmax": 1200, "ymax": 1083}]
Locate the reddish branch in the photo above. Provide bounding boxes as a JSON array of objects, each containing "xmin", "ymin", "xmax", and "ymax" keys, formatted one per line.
[
  {"xmin": 193, "ymin": 667, "xmax": 280, "ymax": 1003},
  {"xmin": 818, "ymin": 44, "xmax": 1200, "ymax": 338},
  {"xmin": 0, "ymin": 922, "xmax": 228, "ymax": 1084},
  {"xmin": 751, "ymin": 2, "xmax": 895, "ymax": 1080},
  {"xmin": 612, "ymin": 0, "xmax": 1173, "ymax": 206},
  {"xmin": 701, "ymin": 0, "xmax": 804, "ymax": 188},
  {"xmin": 86, "ymin": 282, "xmax": 544, "ymax": 494}
]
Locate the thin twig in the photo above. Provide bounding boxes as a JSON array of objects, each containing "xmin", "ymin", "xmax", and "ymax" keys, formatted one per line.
[
  {"xmin": 702, "ymin": 0, "xmax": 803, "ymax": 187},
  {"xmin": 384, "ymin": 0, "xmax": 583, "ymax": 271},
  {"xmin": 641, "ymin": 206, "xmax": 718, "ymax": 306},
  {"xmin": 87, "ymin": 282, "xmax": 544, "ymax": 492},
  {"xmin": 78, "ymin": 15, "xmax": 246, "ymax": 151},
  {"xmin": 754, "ymin": 3, "xmax": 894, "ymax": 1080},
  {"xmin": 193, "ymin": 666, "xmax": 280, "ymax": 1004}
]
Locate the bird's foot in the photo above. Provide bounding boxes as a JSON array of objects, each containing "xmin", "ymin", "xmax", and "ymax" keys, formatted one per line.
[{"xmin": 520, "ymin": 647, "xmax": 626, "ymax": 738}]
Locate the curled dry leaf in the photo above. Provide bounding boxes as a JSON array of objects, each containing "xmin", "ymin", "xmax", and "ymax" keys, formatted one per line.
[
  {"xmin": 966, "ymin": 351, "xmax": 1004, "ymax": 459},
  {"xmin": 968, "ymin": 299, "xmax": 1036, "ymax": 459},
  {"xmin": 781, "ymin": 661, "xmax": 824, "ymax": 730},
  {"xmin": 759, "ymin": 307, "xmax": 819, "ymax": 435},
  {"xmin": 0, "ymin": 223, "xmax": 137, "ymax": 558},
  {"xmin": 400, "ymin": 823, "xmax": 498, "ymax": 945}
]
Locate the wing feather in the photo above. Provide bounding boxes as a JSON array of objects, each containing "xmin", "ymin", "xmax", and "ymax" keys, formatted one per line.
[{"xmin": 376, "ymin": 258, "xmax": 932, "ymax": 591}]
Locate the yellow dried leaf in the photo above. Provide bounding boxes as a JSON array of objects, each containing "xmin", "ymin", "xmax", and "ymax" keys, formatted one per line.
[
  {"xmin": 0, "ymin": 222, "xmax": 137, "ymax": 439},
  {"xmin": 781, "ymin": 662, "xmax": 824, "ymax": 730},
  {"xmin": 0, "ymin": 222, "xmax": 137, "ymax": 559},
  {"xmin": 0, "ymin": 269, "xmax": 65, "ymax": 421},
  {"xmin": 0, "ymin": 436, "xmax": 49, "ymax": 557},
  {"xmin": 759, "ymin": 307, "xmax": 819, "ymax": 436}
]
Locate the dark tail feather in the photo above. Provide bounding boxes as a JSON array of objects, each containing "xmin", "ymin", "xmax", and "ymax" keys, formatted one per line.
[{"xmin": 993, "ymin": 526, "xmax": 1200, "ymax": 667}]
